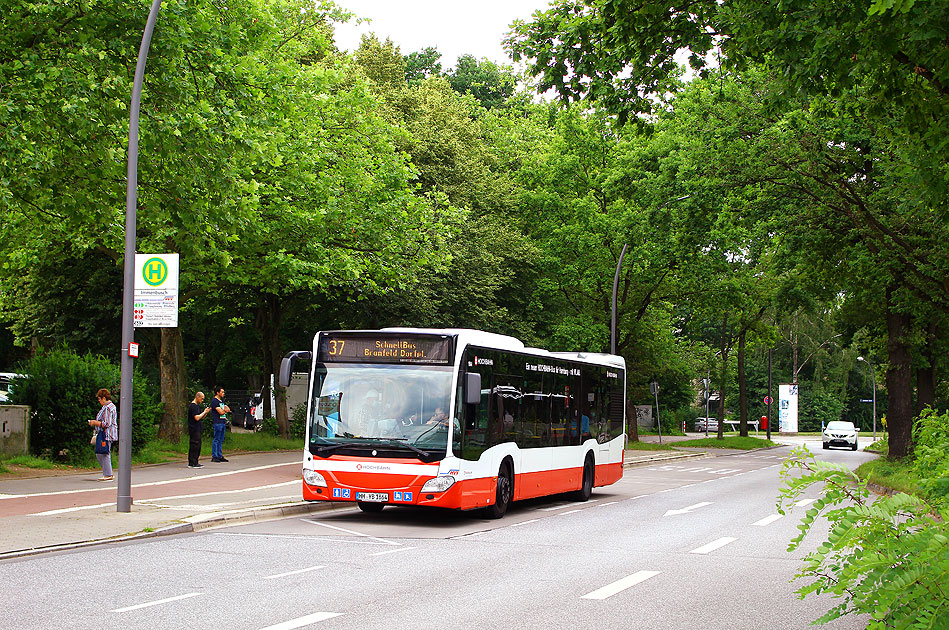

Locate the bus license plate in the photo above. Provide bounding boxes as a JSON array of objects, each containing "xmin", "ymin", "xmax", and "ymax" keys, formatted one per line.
[{"xmin": 356, "ymin": 492, "xmax": 388, "ymax": 502}]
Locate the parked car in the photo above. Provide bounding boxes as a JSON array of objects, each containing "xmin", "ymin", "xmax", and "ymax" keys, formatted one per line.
[
  {"xmin": 823, "ymin": 421, "xmax": 859, "ymax": 451},
  {"xmin": 693, "ymin": 417, "xmax": 720, "ymax": 432}
]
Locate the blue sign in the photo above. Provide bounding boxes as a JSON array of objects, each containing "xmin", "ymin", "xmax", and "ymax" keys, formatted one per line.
[
  {"xmin": 332, "ymin": 488, "xmax": 351, "ymax": 498},
  {"xmin": 860, "ymin": 399, "xmax": 873, "ymax": 403},
  {"xmin": 394, "ymin": 492, "xmax": 403, "ymax": 501}
]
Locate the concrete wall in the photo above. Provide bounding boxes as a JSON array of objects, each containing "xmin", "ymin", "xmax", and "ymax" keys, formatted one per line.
[{"xmin": 0, "ymin": 405, "xmax": 30, "ymax": 456}]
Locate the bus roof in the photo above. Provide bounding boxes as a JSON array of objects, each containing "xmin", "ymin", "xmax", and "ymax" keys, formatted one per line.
[{"xmin": 376, "ymin": 327, "xmax": 626, "ymax": 370}]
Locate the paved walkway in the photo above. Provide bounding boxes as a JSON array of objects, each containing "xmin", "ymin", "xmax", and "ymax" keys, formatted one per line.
[{"xmin": 0, "ymin": 436, "xmax": 772, "ymax": 559}]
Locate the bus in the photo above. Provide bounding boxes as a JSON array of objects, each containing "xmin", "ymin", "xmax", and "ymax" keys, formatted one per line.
[{"xmin": 280, "ymin": 328, "xmax": 626, "ymax": 518}]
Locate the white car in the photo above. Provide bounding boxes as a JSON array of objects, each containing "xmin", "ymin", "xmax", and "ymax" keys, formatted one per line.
[
  {"xmin": 694, "ymin": 417, "xmax": 720, "ymax": 432},
  {"xmin": 823, "ymin": 421, "xmax": 859, "ymax": 451}
]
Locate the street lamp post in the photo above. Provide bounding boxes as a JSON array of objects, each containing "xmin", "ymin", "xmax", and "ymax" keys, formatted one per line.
[
  {"xmin": 703, "ymin": 377, "xmax": 710, "ymax": 438},
  {"xmin": 651, "ymin": 381, "xmax": 661, "ymax": 444},
  {"xmin": 856, "ymin": 356, "xmax": 877, "ymax": 441}
]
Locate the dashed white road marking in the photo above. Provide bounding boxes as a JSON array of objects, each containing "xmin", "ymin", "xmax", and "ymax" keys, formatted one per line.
[
  {"xmin": 690, "ymin": 537, "xmax": 738, "ymax": 554},
  {"xmin": 581, "ymin": 570, "xmax": 661, "ymax": 600},
  {"xmin": 510, "ymin": 519, "xmax": 540, "ymax": 527},
  {"xmin": 752, "ymin": 514, "xmax": 783, "ymax": 527},
  {"xmin": 370, "ymin": 547, "xmax": 416, "ymax": 557},
  {"xmin": 558, "ymin": 509, "xmax": 582, "ymax": 516},
  {"xmin": 664, "ymin": 501, "xmax": 713, "ymax": 517},
  {"xmin": 112, "ymin": 592, "xmax": 202, "ymax": 613},
  {"xmin": 259, "ymin": 612, "xmax": 343, "ymax": 629},
  {"xmin": 795, "ymin": 498, "xmax": 816, "ymax": 507},
  {"xmin": 264, "ymin": 565, "xmax": 326, "ymax": 579}
]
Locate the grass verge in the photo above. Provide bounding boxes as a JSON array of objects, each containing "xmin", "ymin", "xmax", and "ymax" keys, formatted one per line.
[
  {"xmin": 626, "ymin": 441, "xmax": 676, "ymax": 451},
  {"xmin": 673, "ymin": 435, "xmax": 777, "ymax": 449},
  {"xmin": 855, "ymin": 457, "xmax": 921, "ymax": 496}
]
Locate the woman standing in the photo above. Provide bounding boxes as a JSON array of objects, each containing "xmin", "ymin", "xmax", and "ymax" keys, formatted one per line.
[{"xmin": 89, "ymin": 388, "xmax": 118, "ymax": 481}]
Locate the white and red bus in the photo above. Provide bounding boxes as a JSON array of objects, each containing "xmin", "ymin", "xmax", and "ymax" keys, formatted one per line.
[{"xmin": 280, "ymin": 328, "xmax": 626, "ymax": 518}]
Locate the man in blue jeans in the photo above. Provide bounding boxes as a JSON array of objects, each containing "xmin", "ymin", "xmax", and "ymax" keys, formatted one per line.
[{"xmin": 210, "ymin": 386, "xmax": 231, "ymax": 462}]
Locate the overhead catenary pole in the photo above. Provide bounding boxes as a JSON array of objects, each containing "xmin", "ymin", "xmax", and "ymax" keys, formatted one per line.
[{"xmin": 118, "ymin": 0, "xmax": 163, "ymax": 513}]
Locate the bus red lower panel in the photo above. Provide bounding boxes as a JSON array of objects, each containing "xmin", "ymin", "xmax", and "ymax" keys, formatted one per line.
[{"xmin": 594, "ymin": 461, "xmax": 623, "ymax": 487}]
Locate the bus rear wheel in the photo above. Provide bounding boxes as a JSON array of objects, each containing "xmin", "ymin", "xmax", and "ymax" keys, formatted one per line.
[
  {"xmin": 571, "ymin": 455, "xmax": 594, "ymax": 502},
  {"xmin": 357, "ymin": 501, "xmax": 385, "ymax": 513},
  {"xmin": 484, "ymin": 464, "xmax": 512, "ymax": 519}
]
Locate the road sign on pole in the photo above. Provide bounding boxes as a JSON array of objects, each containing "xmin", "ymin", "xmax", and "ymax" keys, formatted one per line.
[{"xmin": 133, "ymin": 253, "xmax": 179, "ymax": 327}]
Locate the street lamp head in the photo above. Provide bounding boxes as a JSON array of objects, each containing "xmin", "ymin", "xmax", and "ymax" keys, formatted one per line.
[{"xmin": 857, "ymin": 356, "xmax": 865, "ymax": 362}]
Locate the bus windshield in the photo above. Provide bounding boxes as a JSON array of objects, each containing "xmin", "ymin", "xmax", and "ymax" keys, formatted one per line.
[{"xmin": 308, "ymin": 363, "xmax": 454, "ymax": 454}]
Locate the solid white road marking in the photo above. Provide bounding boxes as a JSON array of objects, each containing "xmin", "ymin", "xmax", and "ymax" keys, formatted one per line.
[
  {"xmin": 664, "ymin": 501, "xmax": 713, "ymax": 517},
  {"xmin": 752, "ymin": 514, "xmax": 783, "ymax": 527},
  {"xmin": 690, "ymin": 537, "xmax": 738, "ymax": 554},
  {"xmin": 264, "ymin": 565, "xmax": 326, "ymax": 580},
  {"xmin": 112, "ymin": 592, "xmax": 202, "ymax": 613},
  {"xmin": 259, "ymin": 612, "xmax": 343, "ymax": 629},
  {"xmin": 302, "ymin": 518, "xmax": 400, "ymax": 546},
  {"xmin": 370, "ymin": 547, "xmax": 416, "ymax": 557},
  {"xmin": 4, "ymin": 462, "xmax": 299, "ymax": 500},
  {"xmin": 581, "ymin": 571, "xmax": 661, "ymax": 600}
]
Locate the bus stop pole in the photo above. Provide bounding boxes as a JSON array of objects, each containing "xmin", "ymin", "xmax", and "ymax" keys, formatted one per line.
[{"xmin": 118, "ymin": 0, "xmax": 162, "ymax": 513}]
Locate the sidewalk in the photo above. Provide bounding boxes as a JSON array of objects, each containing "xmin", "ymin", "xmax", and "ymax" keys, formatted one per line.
[{"xmin": 1, "ymin": 443, "xmax": 717, "ymax": 559}]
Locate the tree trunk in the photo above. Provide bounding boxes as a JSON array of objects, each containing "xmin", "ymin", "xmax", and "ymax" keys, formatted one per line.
[
  {"xmin": 626, "ymin": 397, "xmax": 639, "ymax": 443},
  {"xmin": 737, "ymin": 331, "xmax": 748, "ymax": 437},
  {"xmin": 260, "ymin": 294, "xmax": 289, "ymax": 438},
  {"xmin": 885, "ymin": 289, "xmax": 913, "ymax": 459},
  {"xmin": 915, "ymin": 321, "xmax": 937, "ymax": 414},
  {"xmin": 158, "ymin": 326, "xmax": 187, "ymax": 442}
]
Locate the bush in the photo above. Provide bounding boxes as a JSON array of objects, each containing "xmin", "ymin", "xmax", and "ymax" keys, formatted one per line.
[
  {"xmin": 260, "ymin": 403, "xmax": 307, "ymax": 439},
  {"xmin": 11, "ymin": 348, "xmax": 160, "ymax": 464},
  {"xmin": 798, "ymin": 390, "xmax": 844, "ymax": 432},
  {"xmin": 912, "ymin": 408, "xmax": 949, "ymax": 505},
  {"xmin": 779, "ymin": 447, "xmax": 949, "ymax": 629}
]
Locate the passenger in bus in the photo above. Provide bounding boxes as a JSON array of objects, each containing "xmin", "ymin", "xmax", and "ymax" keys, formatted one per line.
[{"xmin": 580, "ymin": 406, "xmax": 592, "ymax": 441}]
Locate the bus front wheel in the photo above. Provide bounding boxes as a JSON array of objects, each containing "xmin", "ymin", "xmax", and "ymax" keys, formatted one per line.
[
  {"xmin": 357, "ymin": 501, "xmax": 385, "ymax": 513},
  {"xmin": 484, "ymin": 464, "xmax": 512, "ymax": 519}
]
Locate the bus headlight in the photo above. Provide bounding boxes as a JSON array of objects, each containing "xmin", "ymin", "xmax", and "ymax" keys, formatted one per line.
[
  {"xmin": 421, "ymin": 476, "xmax": 455, "ymax": 493},
  {"xmin": 303, "ymin": 469, "xmax": 327, "ymax": 487}
]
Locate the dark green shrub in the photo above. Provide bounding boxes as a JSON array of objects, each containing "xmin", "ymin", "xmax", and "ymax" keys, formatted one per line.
[
  {"xmin": 290, "ymin": 403, "xmax": 306, "ymax": 440},
  {"xmin": 11, "ymin": 348, "xmax": 160, "ymax": 464},
  {"xmin": 260, "ymin": 404, "xmax": 306, "ymax": 439},
  {"xmin": 798, "ymin": 390, "xmax": 844, "ymax": 432}
]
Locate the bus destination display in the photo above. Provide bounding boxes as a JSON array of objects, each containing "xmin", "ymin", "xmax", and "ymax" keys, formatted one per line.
[{"xmin": 319, "ymin": 334, "xmax": 453, "ymax": 365}]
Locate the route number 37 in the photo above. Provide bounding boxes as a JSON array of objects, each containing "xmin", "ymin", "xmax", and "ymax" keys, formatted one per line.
[{"xmin": 328, "ymin": 340, "xmax": 346, "ymax": 356}]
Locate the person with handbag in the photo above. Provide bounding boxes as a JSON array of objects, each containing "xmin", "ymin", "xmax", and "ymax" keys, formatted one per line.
[{"xmin": 89, "ymin": 388, "xmax": 118, "ymax": 481}]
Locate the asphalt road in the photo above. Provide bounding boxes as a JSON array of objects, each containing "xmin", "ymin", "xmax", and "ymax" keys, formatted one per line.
[{"xmin": 1, "ymin": 441, "xmax": 875, "ymax": 630}]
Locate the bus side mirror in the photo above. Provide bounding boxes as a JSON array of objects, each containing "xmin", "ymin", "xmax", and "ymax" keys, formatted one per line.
[
  {"xmin": 465, "ymin": 372, "xmax": 482, "ymax": 405},
  {"xmin": 280, "ymin": 351, "xmax": 311, "ymax": 388}
]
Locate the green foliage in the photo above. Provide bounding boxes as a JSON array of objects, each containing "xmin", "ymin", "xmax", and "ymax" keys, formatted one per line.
[
  {"xmin": 289, "ymin": 402, "xmax": 307, "ymax": 440},
  {"xmin": 912, "ymin": 409, "xmax": 949, "ymax": 505},
  {"xmin": 446, "ymin": 55, "xmax": 517, "ymax": 110},
  {"xmin": 778, "ymin": 446, "xmax": 949, "ymax": 628},
  {"xmin": 261, "ymin": 405, "xmax": 304, "ymax": 440},
  {"xmin": 799, "ymin": 390, "xmax": 845, "ymax": 432},
  {"xmin": 10, "ymin": 348, "xmax": 159, "ymax": 464}
]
